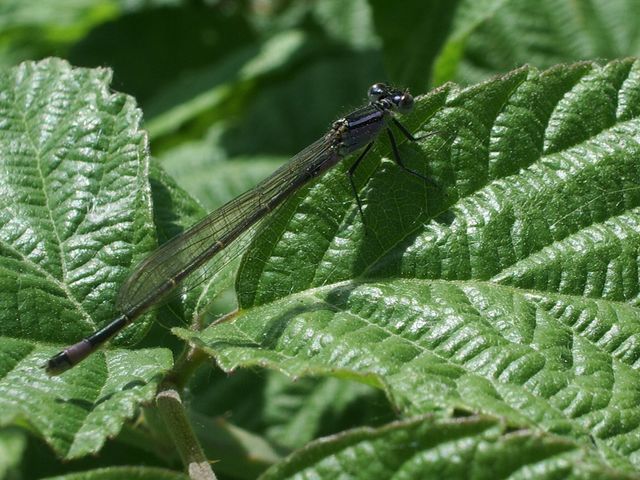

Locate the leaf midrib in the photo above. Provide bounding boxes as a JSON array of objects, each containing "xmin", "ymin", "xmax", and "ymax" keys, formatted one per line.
[{"xmin": 8, "ymin": 69, "xmax": 100, "ymax": 336}]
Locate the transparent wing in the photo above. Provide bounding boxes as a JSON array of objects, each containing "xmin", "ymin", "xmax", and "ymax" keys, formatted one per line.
[
  {"xmin": 117, "ymin": 133, "xmax": 339, "ymax": 314},
  {"xmin": 170, "ymin": 217, "xmax": 262, "ymax": 321}
]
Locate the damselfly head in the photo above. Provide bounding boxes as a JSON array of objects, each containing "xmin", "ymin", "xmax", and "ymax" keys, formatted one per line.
[
  {"xmin": 368, "ymin": 83, "xmax": 388, "ymax": 101},
  {"xmin": 391, "ymin": 91, "xmax": 414, "ymax": 113},
  {"xmin": 367, "ymin": 83, "xmax": 414, "ymax": 114}
]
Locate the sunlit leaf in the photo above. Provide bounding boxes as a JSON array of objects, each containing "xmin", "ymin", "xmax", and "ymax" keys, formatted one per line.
[
  {"xmin": 0, "ymin": 58, "xmax": 172, "ymax": 459},
  {"xmin": 178, "ymin": 59, "xmax": 640, "ymax": 474}
]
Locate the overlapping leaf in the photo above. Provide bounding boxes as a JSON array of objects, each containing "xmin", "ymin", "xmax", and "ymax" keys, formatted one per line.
[
  {"xmin": 436, "ymin": 0, "xmax": 640, "ymax": 85},
  {"xmin": 261, "ymin": 415, "xmax": 634, "ymax": 480},
  {"xmin": 177, "ymin": 59, "xmax": 640, "ymax": 474}
]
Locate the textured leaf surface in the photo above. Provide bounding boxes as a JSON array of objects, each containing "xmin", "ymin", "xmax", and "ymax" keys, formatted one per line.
[
  {"xmin": 0, "ymin": 59, "xmax": 172, "ymax": 458},
  {"xmin": 261, "ymin": 415, "xmax": 633, "ymax": 480},
  {"xmin": 177, "ymin": 60, "xmax": 640, "ymax": 473}
]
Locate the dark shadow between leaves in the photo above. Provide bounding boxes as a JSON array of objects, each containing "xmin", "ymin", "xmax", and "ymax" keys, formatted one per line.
[
  {"xmin": 55, "ymin": 397, "xmax": 94, "ymax": 412},
  {"xmin": 149, "ymin": 166, "xmax": 187, "ymax": 244}
]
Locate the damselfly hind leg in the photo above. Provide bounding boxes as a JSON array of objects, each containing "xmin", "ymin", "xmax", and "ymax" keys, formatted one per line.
[
  {"xmin": 392, "ymin": 117, "xmax": 419, "ymax": 141},
  {"xmin": 386, "ymin": 127, "xmax": 437, "ymax": 187},
  {"xmin": 393, "ymin": 117, "xmax": 446, "ymax": 144},
  {"xmin": 347, "ymin": 142, "xmax": 374, "ymax": 224}
]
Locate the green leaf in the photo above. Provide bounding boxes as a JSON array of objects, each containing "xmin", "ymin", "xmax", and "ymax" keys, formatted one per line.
[
  {"xmin": 312, "ymin": 0, "xmax": 380, "ymax": 50},
  {"xmin": 176, "ymin": 59, "xmax": 640, "ymax": 473},
  {"xmin": 432, "ymin": 0, "xmax": 509, "ymax": 85},
  {"xmin": 188, "ymin": 364, "xmax": 393, "ymax": 456},
  {"xmin": 0, "ymin": 344, "xmax": 172, "ymax": 459},
  {"xmin": 0, "ymin": 0, "xmax": 178, "ymax": 67},
  {"xmin": 0, "ymin": 428, "xmax": 26, "ymax": 479},
  {"xmin": 68, "ymin": 4, "xmax": 255, "ymax": 105},
  {"xmin": 159, "ymin": 126, "xmax": 286, "ymax": 211},
  {"xmin": 0, "ymin": 58, "xmax": 172, "ymax": 458},
  {"xmin": 41, "ymin": 466, "xmax": 188, "ymax": 480},
  {"xmin": 261, "ymin": 415, "xmax": 633, "ymax": 480},
  {"xmin": 0, "ymin": 57, "xmax": 158, "ymax": 344},
  {"xmin": 369, "ymin": 0, "xmax": 461, "ymax": 91},
  {"xmin": 259, "ymin": 375, "xmax": 392, "ymax": 450},
  {"xmin": 436, "ymin": 0, "xmax": 640, "ymax": 85},
  {"xmin": 144, "ymin": 29, "xmax": 312, "ymax": 140},
  {"xmin": 0, "ymin": 0, "xmax": 178, "ymax": 32},
  {"xmin": 188, "ymin": 410, "xmax": 282, "ymax": 479}
]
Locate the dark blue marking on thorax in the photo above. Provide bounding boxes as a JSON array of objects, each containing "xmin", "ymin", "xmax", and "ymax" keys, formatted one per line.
[{"xmin": 341, "ymin": 105, "xmax": 387, "ymax": 154}]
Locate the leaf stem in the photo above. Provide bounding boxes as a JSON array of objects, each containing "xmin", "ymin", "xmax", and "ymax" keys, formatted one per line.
[
  {"xmin": 156, "ymin": 384, "xmax": 217, "ymax": 480},
  {"xmin": 168, "ymin": 309, "xmax": 240, "ymax": 389},
  {"xmin": 168, "ymin": 344, "xmax": 209, "ymax": 390}
]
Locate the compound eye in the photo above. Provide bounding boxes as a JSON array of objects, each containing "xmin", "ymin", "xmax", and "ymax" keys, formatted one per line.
[
  {"xmin": 395, "ymin": 93, "xmax": 414, "ymax": 113},
  {"xmin": 368, "ymin": 83, "xmax": 386, "ymax": 101}
]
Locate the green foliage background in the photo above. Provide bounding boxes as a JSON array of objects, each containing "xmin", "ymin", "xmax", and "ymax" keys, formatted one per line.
[{"xmin": 1, "ymin": 0, "xmax": 640, "ymax": 479}]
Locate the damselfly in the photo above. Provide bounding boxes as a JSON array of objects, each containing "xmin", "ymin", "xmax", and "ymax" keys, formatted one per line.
[{"xmin": 45, "ymin": 83, "xmax": 432, "ymax": 374}]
